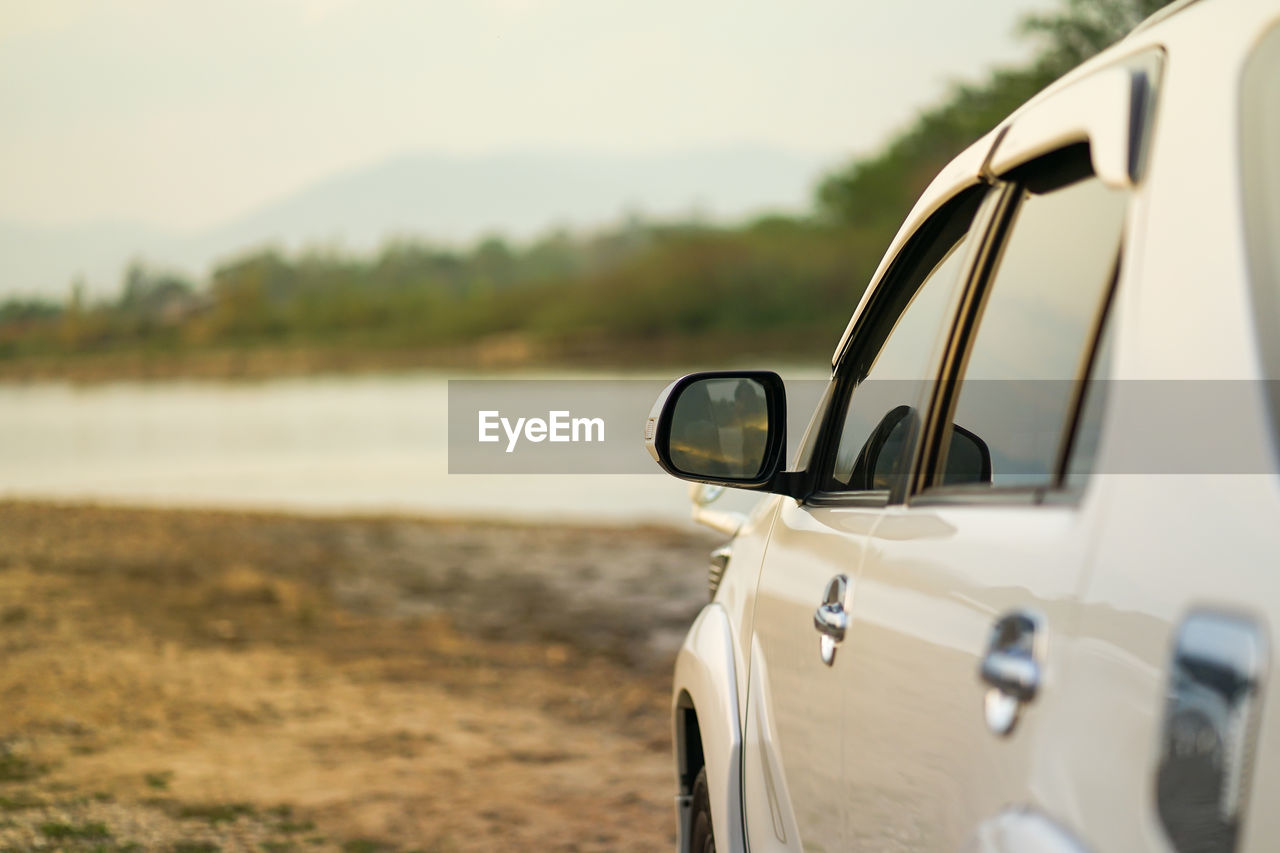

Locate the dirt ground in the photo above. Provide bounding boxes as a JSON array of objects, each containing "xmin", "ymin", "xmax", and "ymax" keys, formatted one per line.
[{"xmin": 0, "ymin": 501, "xmax": 720, "ymax": 852}]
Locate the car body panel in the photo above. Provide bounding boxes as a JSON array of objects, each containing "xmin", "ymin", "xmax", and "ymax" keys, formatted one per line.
[
  {"xmin": 737, "ymin": 631, "xmax": 810, "ymax": 851},
  {"xmin": 711, "ymin": 492, "xmax": 783, "ymax": 729},
  {"xmin": 1027, "ymin": 11, "xmax": 1280, "ymax": 848},
  {"xmin": 741, "ymin": 501, "xmax": 880, "ymax": 851},
  {"xmin": 1045, "ymin": 474, "xmax": 1280, "ymax": 853},
  {"xmin": 841, "ymin": 502, "xmax": 1101, "ymax": 850}
]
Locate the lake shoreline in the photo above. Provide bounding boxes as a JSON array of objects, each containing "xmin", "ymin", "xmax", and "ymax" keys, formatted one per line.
[
  {"xmin": 0, "ymin": 330, "xmax": 829, "ymax": 385},
  {"xmin": 0, "ymin": 373, "xmax": 724, "ymax": 525}
]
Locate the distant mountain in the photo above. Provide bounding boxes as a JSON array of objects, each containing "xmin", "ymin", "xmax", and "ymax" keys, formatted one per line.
[{"xmin": 0, "ymin": 147, "xmax": 831, "ymax": 300}]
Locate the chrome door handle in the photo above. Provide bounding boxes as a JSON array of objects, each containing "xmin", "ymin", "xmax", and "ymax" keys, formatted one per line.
[
  {"xmin": 979, "ymin": 611, "xmax": 1042, "ymax": 736},
  {"xmin": 1157, "ymin": 610, "xmax": 1266, "ymax": 852},
  {"xmin": 979, "ymin": 649, "xmax": 1039, "ymax": 702},
  {"xmin": 813, "ymin": 601, "xmax": 847, "ymax": 641},
  {"xmin": 813, "ymin": 574, "xmax": 849, "ymax": 666}
]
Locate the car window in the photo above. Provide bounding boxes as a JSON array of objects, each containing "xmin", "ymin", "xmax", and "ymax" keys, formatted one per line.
[
  {"xmin": 1063, "ymin": 305, "xmax": 1115, "ymax": 489},
  {"xmin": 825, "ymin": 188, "xmax": 986, "ymax": 494},
  {"xmin": 936, "ymin": 147, "xmax": 1127, "ymax": 490}
]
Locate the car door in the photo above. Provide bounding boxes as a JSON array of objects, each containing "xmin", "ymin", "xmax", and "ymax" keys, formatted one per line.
[
  {"xmin": 839, "ymin": 143, "xmax": 1132, "ymax": 849},
  {"xmin": 740, "ymin": 180, "xmax": 996, "ymax": 853}
]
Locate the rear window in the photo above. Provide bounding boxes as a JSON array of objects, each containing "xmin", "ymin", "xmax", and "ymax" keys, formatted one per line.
[{"xmin": 1241, "ymin": 20, "xmax": 1280, "ymax": 446}]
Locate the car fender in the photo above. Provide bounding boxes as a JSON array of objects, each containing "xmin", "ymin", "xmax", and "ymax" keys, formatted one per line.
[{"xmin": 673, "ymin": 602, "xmax": 744, "ymax": 853}]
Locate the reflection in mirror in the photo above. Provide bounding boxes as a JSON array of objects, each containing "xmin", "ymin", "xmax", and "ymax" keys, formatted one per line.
[{"xmin": 668, "ymin": 378, "xmax": 769, "ymax": 480}]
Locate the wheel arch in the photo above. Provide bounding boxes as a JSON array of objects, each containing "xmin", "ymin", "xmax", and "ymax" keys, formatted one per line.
[
  {"xmin": 672, "ymin": 603, "xmax": 745, "ymax": 852},
  {"xmin": 674, "ymin": 690, "xmax": 706, "ymax": 796}
]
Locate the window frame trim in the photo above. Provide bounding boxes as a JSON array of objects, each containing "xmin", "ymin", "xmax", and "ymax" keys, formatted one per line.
[
  {"xmin": 802, "ymin": 185, "xmax": 1002, "ymax": 507},
  {"xmin": 910, "ymin": 156, "xmax": 1128, "ymax": 505},
  {"xmin": 911, "ymin": 182, "xmax": 1022, "ymax": 499}
]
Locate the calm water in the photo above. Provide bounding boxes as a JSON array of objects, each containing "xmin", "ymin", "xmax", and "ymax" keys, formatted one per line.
[{"xmin": 0, "ymin": 371, "xmax": 785, "ymax": 526}]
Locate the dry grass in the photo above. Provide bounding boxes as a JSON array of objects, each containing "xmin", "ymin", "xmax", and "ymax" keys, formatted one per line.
[{"xmin": 0, "ymin": 502, "xmax": 716, "ymax": 851}]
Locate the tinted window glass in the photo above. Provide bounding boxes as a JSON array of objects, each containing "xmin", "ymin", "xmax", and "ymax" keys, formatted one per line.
[
  {"xmin": 1063, "ymin": 308, "xmax": 1115, "ymax": 488},
  {"xmin": 940, "ymin": 165, "xmax": 1126, "ymax": 489},
  {"xmin": 828, "ymin": 190, "xmax": 985, "ymax": 492}
]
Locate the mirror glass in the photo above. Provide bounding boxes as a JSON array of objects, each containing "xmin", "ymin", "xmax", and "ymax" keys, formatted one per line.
[{"xmin": 668, "ymin": 377, "xmax": 770, "ymax": 480}]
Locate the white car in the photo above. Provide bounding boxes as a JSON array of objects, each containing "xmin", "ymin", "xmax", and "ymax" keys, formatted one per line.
[{"xmin": 644, "ymin": 1, "xmax": 1280, "ymax": 851}]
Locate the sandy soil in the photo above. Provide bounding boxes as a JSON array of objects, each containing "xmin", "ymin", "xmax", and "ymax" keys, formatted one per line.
[{"xmin": 0, "ymin": 501, "xmax": 720, "ymax": 852}]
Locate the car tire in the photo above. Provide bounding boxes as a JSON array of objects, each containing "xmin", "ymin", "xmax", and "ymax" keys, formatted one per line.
[{"xmin": 689, "ymin": 766, "xmax": 716, "ymax": 853}]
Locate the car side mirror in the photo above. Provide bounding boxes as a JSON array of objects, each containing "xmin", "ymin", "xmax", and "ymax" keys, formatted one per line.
[
  {"xmin": 848, "ymin": 404, "xmax": 919, "ymax": 493},
  {"xmin": 853, "ymin": 405, "xmax": 993, "ymax": 492},
  {"xmin": 645, "ymin": 371, "xmax": 788, "ymax": 491},
  {"xmin": 942, "ymin": 424, "xmax": 993, "ymax": 486}
]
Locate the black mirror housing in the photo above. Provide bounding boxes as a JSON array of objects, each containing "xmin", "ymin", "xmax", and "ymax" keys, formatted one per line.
[{"xmin": 645, "ymin": 370, "xmax": 790, "ymax": 492}]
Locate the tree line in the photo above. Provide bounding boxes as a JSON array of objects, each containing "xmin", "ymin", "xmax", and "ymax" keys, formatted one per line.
[{"xmin": 0, "ymin": 0, "xmax": 1170, "ymax": 369}]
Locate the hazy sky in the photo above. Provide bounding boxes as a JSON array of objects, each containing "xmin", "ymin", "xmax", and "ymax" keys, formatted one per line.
[{"xmin": 1, "ymin": 0, "xmax": 1055, "ymax": 231}]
